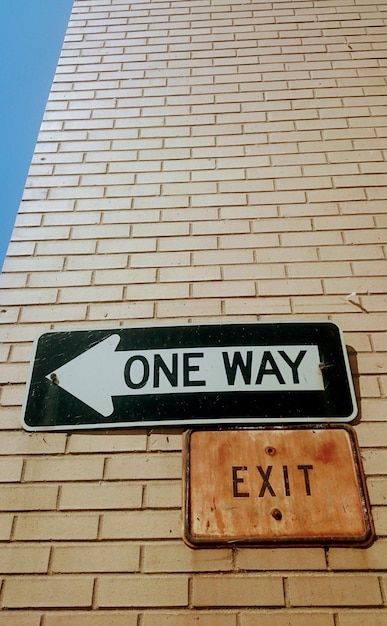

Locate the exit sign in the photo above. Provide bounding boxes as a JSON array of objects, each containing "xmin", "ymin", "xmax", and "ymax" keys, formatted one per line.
[
  {"xmin": 183, "ymin": 427, "xmax": 374, "ymax": 547},
  {"xmin": 22, "ymin": 321, "xmax": 357, "ymax": 431}
]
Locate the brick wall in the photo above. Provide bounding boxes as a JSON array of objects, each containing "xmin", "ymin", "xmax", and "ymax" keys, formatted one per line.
[{"xmin": 0, "ymin": 0, "xmax": 386, "ymax": 623}]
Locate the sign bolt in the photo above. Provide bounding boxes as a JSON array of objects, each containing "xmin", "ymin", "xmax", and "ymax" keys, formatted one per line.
[
  {"xmin": 271, "ymin": 508, "xmax": 282, "ymax": 521},
  {"xmin": 50, "ymin": 373, "xmax": 59, "ymax": 385}
]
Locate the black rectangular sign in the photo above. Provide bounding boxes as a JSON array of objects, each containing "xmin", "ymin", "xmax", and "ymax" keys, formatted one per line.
[{"xmin": 21, "ymin": 322, "xmax": 357, "ymax": 431}]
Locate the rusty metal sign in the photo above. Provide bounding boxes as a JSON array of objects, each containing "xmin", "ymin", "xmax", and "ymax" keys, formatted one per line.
[{"xmin": 183, "ymin": 427, "xmax": 374, "ymax": 547}]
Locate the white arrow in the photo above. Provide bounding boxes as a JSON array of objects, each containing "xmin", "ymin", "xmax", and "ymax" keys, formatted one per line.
[{"xmin": 46, "ymin": 334, "xmax": 129, "ymax": 418}]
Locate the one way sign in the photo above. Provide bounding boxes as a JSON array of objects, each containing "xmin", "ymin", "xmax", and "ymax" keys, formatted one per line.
[{"xmin": 21, "ymin": 322, "xmax": 357, "ymax": 431}]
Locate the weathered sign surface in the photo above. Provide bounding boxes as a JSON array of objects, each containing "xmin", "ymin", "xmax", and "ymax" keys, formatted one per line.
[
  {"xmin": 22, "ymin": 321, "xmax": 357, "ymax": 431},
  {"xmin": 183, "ymin": 427, "xmax": 374, "ymax": 547}
]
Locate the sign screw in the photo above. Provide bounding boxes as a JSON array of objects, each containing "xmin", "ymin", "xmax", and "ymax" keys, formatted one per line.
[
  {"xmin": 265, "ymin": 446, "xmax": 276, "ymax": 455},
  {"xmin": 50, "ymin": 373, "xmax": 59, "ymax": 385},
  {"xmin": 271, "ymin": 508, "xmax": 282, "ymax": 521}
]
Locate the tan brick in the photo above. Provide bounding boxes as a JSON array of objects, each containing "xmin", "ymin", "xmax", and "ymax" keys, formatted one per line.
[
  {"xmin": 361, "ymin": 399, "xmax": 387, "ymax": 421},
  {"xmin": 88, "ymin": 301, "xmax": 155, "ymax": 320},
  {"xmin": 59, "ymin": 285, "xmax": 123, "ymax": 303},
  {"xmin": 358, "ymin": 376, "xmax": 381, "ymax": 398},
  {"xmin": 191, "ymin": 193, "xmax": 247, "ymax": 207},
  {"xmin": 5, "ymin": 241, "xmax": 35, "ymax": 257},
  {"xmin": 0, "ymin": 545, "xmax": 50, "ymax": 573},
  {"xmin": 252, "ymin": 217, "xmax": 312, "ymax": 233},
  {"xmin": 157, "ymin": 299, "xmax": 222, "ymax": 318},
  {"xmin": 193, "ymin": 249, "xmax": 253, "ymax": 265},
  {"xmin": 0, "ymin": 384, "xmax": 25, "ymax": 407},
  {"xmin": 20, "ymin": 303, "xmax": 88, "ymax": 323},
  {"xmin": 0, "ymin": 308, "xmax": 19, "ymax": 325},
  {"xmin": 338, "ymin": 614, "xmax": 387, "ymax": 626},
  {"xmin": 192, "ymin": 575, "xmax": 284, "ymax": 607},
  {"xmin": 0, "ymin": 613, "xmax": 42, "ymax": 626},
  {"xmin": 287, "ymin": 261, "xmax": 351, "ymax": 278},
  {"xmin": 0, "ymin": 457, "xmax": 23, "ymax": 482},
  {"xmin": 59, "ymin": 481, "xmax": 142, "ymax": 510},
  {"xmin": 66, "ymin": 432, "xmax": 147, "ymax": 453},
  {"xmin": 125, "ymin": 283, "xmax": 189, "ymax": 300},
  {"xmin": 291, "ymin": 295, "xmax": 355, "ymax": 314},
  {"xmin": 240, "ymin": 614, "xmax": 334, "ymax": 626},
  {"xmin": 49, "ymin": 186, "xmax": 104, "ymax": 200},
  {"xmin": 0, "ymin": 485, "xmax": 58, "ymax": 511},
  {"xmin": 192, "ymin": 220, "xmax": 250, "ymax": 235},
  {"xmin": 372, "ymin": 332, "xmax": 387, "ymax": 352},
  {"xmin": 2, "ymin": 576, "xmax": 94, "ymax": 608},
  {"xmin": 159, "ymin": 266, "xmax": 221, "ymax": 283},
  {"xmin": 163, "ymin": 181, "xmax": 216, "ymax": 195},
  {"xmin": 236, "ymin": 548, "xmax": 326, "ymax": 571},
  {"xmin": 324, "ymin": 277, "xmax": 387, "ymax": 295},
  {"xmin": 106, "ymin": 453, "xmax": 181, "ymax": 480},
  {"xmin": 353, "ymin": 260, "xmax": 387, "ymax": 276},
  {"xmin": 28, "ymin": 270, "xmax": 93, "ymax": 287},
  {"xmin": 287, "ymin": 575, "xmax": 382, "ymax": 606},
  {"xmin": 67, "ymin": 253, "xmax": 129, "ymax": 270},
  {"xmin": 142, "ymin": 614, "xmax": 237, "ymax": 626},
  {"xmin": 354, "ymin": 423, "xmax": 386, "ymax": 448},
  {"xmin": 281, "ymin": 231, "xmax": 343, "ymax": 247},
  {"xmin": 52, "ymin": 543, "xmax": 140, "ymax": 573},
  {"xmin": 24, "ymin": 455, "xmax": 105, "ymax": 482},
  {"xmin": 0, "ymin": 514, "xmax": 14, "ymax": 540},
  {"xmin": 143, "ymin": 543, "xmax": 233, "ymax": 573},
  {"xmin": 259, "ymin": 279, "xmax": 323, "ymax": 296},
  {"xmin": 224, "ymin": 264, "xmax": 286, "ymax": 280},
  {"xmin": 357, "ymin": 353, "xmax": 387, "ymax": 375},
  {"xmin": 319, "ymin": 245, "xmax": 384, "ymax": 261},
  {"xmin": 373, "ymin": 507, "xmax": 387, "ymax": 535},
  {"xmin": 0, "ymin": 289, "xmax": 58, "ymax": 306},
  {"xmin": 334, "ymin": 173, "xmax": 387, "ymax": 188},
  {"xmin": 329, "ymin": 539, "xmax": 387, "ymax": 571},
  {"xmin": 162, "ymin": 207, "xmax": 218, "ymax": 222},
  {"xmin": 0, "ymin": 362, "xmax": 28, "ymax": 384},
  {"xmin": 192, "ymin": 281, "xmax": 255, "ymax": 298},
  {"xmin": 12, "ymin": 225, "xmax": 70, "ymax": 240},
  {"xmin": 313, "ymin": 215, "xmax": 375, "ymax": 231},
  {"xmin": 130, "ymin": 251, "xmax": 190, "ymax": 268},
  {"xmin": 148, "ymin": 431, "xmax": 183, "ymax": 452},
  {"xmin": 219, "ymin": 180, "xmax": 274, "ymax": 193},
  {"xmin": 276, "ymin": 176, "xmax": 333, "ymax": 191},
  {"xmin": 0, "ymin": 273, "xmax": 27, "ymax": 289},
  {"xmin": 220, "ymin": 233, "xmax": 279, "ymax": 249},
  {"xmin": 97, "ymin": 575, "xmax": 188, "ymax": 608},
  {"xmin": 0, "ymin": 344, "xmax": 10, "ymax": 362},
  {"xmin": 132, "ymin": 222, "xmax": 189, "ymax": 238},
  {"xmin": 2, "ymin": 256, "xmax": 64, "ymax": 273},
  {"xmin": 225, "ymin": 297, "xmax": 292, "ymax": 315},
  {"xmin": 158, "ymin": 235, "xmax": 217, "ymax": 252},
  {"xmin": 308, "ymin": 188, "xmax": 366, "ymax": 203},
  {"xmin": 36, "ymin": 239, "xmax": 96, "ymax": 256},
  {"xmin": 280, "ymin": 203, "xmax": 339, "ymax": 219},
  {"xmin": 145, "ymin": 481, "xmax": 181, "ymax": 508},
  {"xmin": 101, "ymin": 510, "xmax": 181, "ymax": 540},
  {"xmin": 10, "ymin": 343, "xmax": 34, "ymax": 362},
  {"xmin": 43, "ymin": 613, "xmax": 138, "ymax": 626},
  {"xmin": 255, "ymin": 247, "xmax": 319, "ymax": 264},
  {"xmin": 367, "ymin": 478, "xmax": 387, "ymax": 505},
  {"xmin": 14, "ymin": 513, "xmax": 99, "ymax": 540}
]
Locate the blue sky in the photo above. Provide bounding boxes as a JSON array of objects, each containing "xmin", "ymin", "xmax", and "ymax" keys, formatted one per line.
[{"xmin": 0, "ymin": 0, "xmax": 73, "ymax": 271}]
